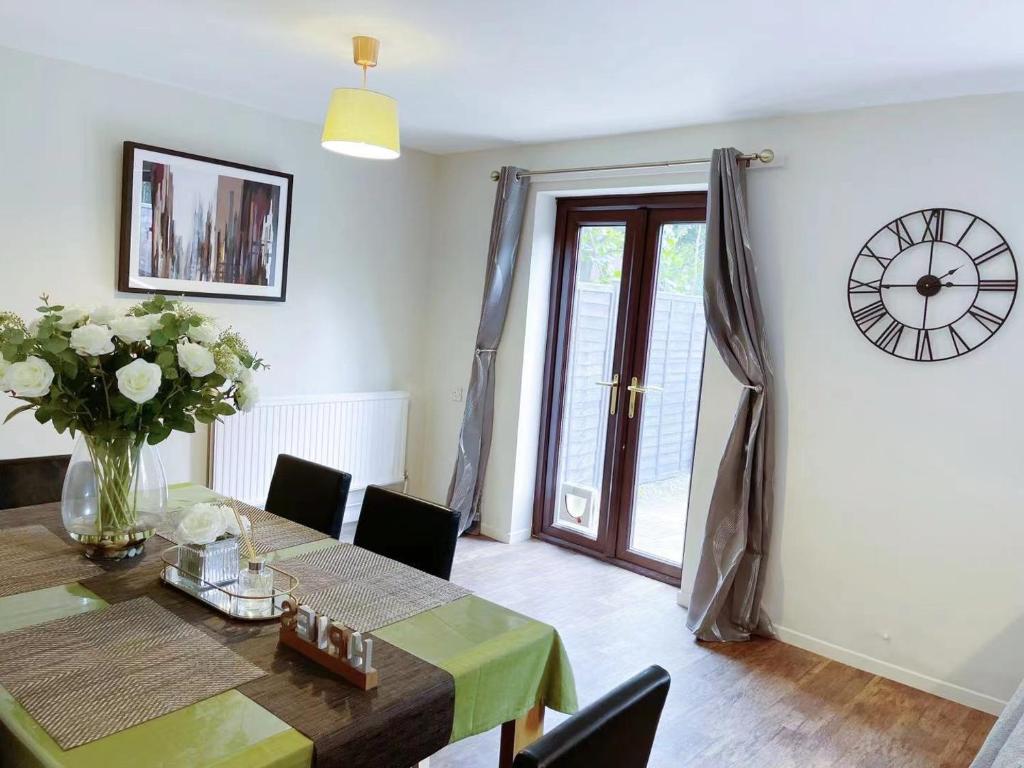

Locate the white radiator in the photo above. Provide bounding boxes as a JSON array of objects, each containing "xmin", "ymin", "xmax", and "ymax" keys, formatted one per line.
[{"xmin": 209, "ymin": 391, "xmax": 409, "ymax": 520}]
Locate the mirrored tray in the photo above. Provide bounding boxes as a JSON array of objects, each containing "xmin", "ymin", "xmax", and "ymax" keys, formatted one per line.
[{"xmin": 160, "ymin": 546, "xmax": 299, "ymax": 621}]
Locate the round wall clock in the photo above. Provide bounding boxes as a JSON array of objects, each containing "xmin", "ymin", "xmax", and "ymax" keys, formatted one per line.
[{"xmin": 847, "ymin": 208, "xmax": 1017, "ymax": 361}]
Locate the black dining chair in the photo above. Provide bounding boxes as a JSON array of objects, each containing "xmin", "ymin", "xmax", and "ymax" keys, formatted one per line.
[
  {"xmin": 264, "ymin": 454, "xmax": 352, "ymax": 538},
  {"xmin": 513, "ymin": 665, "xmax": 671, "ymax": 768},
  {"xmin": 0, "ymin": 454, "xmax": 71, "ymax": 510},
  {"xmin": 353, "ymin": 485, "xmax": 461, "ymax": 580}
]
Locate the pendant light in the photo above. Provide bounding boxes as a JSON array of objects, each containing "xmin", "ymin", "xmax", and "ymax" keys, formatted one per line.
[{"xmin": 321, "ymin": 36, "xmax": 400, "ymax": 159}]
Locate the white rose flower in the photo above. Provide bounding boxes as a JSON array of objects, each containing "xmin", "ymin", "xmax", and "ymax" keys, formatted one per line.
[
  {"xmin": 177, "ymin": 341, "xmax": 215, "ymax": 377},
  {"xmin": 213, "ymin": 347, "xmax": 242, "ymax": 379},
  {"xmin": 237, "ymin": 366, "xmax": 253, "ymax": 385},
  {"xmin": 5, "ymin": 356, "xmax": 55, "ymax": 397},
  {"xmin": 56, "ymin": 306, "xmax": 88, "ymax": 331},
  {"xmin": 221, "ymin": 507, "xmax": 252, "ymax": 538},
  {"xmin": 176, "ymin": 502, "xmax": 229, "ymax": 545},
  {"xmin": 115, "ymin": 358, "xmax": 162, "ymax": 404},
  {"xmin": 236, "ymin": 383, "xmax": 260, "ymax": 412},
  {"xmin": 187, "ymin": 322, "xmax": 218, "ymax": 344},
  {"xmin": 89, "ymin": 305, "xmax": 122, "ymax": 326},
  {"xmin": 69, "ymin": 323, "xmax": 115, "ymax": 357},
  {"xmin": 144, "ymin": 314, "xmax": 167, "ymax": 332},
  {"xmin": 111, "ymin": 315, "xmax": 151, "ymax": 344}
]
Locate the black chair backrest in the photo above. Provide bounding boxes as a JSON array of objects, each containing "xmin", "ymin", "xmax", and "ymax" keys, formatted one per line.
[
  {"xmin": 513, "ymin": 665, "xmax": 671, "ymax": 768},
  {"xmin": 264, "ymin": 454, "xmax": 351, "ymax": 538},
  {"xmin": 0, "ymin": 455, "xmax": 71, "ymax": 510},
  {"xmin": 354, "ymin": 485, "xmax": 460, "ymax": 580}
]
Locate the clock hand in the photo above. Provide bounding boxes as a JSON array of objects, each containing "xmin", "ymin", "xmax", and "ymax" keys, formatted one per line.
[{"xmin": 881, "ymin": 280, "xmax": 971, "ymax": 288}]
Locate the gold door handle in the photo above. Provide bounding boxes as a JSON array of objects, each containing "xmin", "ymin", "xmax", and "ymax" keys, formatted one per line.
[
  {"xmin": 626, "ymin": 377, "xmax": 663, "ymax": 419},
  {"xmin": 595, "ymin": 373, "xmax": 620, "ymax": 416}
]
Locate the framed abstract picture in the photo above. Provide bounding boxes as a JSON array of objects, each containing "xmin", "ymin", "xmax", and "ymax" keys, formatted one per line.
[{"xmin": 118, "ymin": 142, "xmax": 292, "ymax": 302}]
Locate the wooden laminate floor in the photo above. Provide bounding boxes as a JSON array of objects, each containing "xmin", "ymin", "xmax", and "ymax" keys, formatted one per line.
[{"xmin": 426, "ymin": 535, "xmax": 994, "ymax": 767}]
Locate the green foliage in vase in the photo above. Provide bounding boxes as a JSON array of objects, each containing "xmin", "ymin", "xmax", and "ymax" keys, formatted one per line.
[{"xmin": 0, "ymin": 294, "xmax": 266, "ymax": 445}]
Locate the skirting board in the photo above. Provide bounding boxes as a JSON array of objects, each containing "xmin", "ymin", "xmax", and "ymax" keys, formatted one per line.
[
  {"xmin": 774, "ymin": 626, "xmax": 1006, "ymax": 715},
  {"xmin": 480, "ymin": 523, "xmax": 533, "ymax": 545},
  {"xmin": 675, "ymin": 589, "xmax": 1005, "ymax": 715}
]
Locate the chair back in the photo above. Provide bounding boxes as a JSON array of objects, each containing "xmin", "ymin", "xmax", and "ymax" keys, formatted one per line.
[
  {"xmin": 0, "ymin": 455, "xmax": 71, "ymax": 510},
  {"xmin": 264, "ymin": 454, "xmax": 351, "ymax": 538},
  {"xmin": 354, "ymin": 486, "xmax": 460, "ymax": 580},
  {"xmin": 513, "ymin": 665, "xmax": 671, "ymax": 768}
]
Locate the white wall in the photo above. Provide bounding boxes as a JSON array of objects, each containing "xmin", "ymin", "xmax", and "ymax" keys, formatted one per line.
[
  {"xmin": 417, "ymin": 93, "xmax": 1024, "ymax": 713},
  {"xmin": 0, "ymin": 46, "xmax": 437, "ymax": 483}
]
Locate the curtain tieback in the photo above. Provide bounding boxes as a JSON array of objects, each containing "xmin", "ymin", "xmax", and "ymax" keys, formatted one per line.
[
  {"xmin": 742, "ymin": 383, "xmax": 764, "ymax": 392},
  {"xmin": 475, "ymin": 348, "xmax": 498, "ymax": 356}
]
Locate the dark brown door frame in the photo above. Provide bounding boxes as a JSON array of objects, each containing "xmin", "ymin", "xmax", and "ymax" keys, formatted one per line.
[{"xmin": 532, "ymin": 192, "xmax": 708, "ymax": 585}]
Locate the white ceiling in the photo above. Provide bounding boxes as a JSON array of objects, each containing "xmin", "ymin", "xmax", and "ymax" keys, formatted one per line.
[{"xmin": 2, "ymin": 0, "xmax": 1023, "ymax": 154}]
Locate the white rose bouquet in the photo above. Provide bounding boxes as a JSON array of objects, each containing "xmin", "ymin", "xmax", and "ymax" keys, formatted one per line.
[
  {"xmin": 175, "ymin": 502, "xmax": 251, "ymax": 545},
  {"xmin": 1, "ymin": 294, "xmax": 264, "ymax": 439},
  {"xmin": 0, "ymin": 294, "xmax": 266, "ymax": 556}
]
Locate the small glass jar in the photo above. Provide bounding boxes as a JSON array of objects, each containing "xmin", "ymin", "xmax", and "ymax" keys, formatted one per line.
[{"xmin": 235, "ymin": 559, "xmax": 274, "ymax": 618}]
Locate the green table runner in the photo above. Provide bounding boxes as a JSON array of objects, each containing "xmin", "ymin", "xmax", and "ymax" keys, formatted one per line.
[{"xmin": 376, "ymin": 595, "xmax": 577, "ymax": 741}]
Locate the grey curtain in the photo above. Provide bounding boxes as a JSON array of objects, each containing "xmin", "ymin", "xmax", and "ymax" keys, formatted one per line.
[
  {"xmin": 446, "ymin": 166, "xmax": 530, "ymax": 534},
  {"xmin": 686, "ymin": 148, "xmax": 775, "ymax": 642}
]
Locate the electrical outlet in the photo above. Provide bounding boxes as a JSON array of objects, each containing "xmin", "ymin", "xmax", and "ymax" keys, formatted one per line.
[{"xmin": 450, "ymin": 387, "xmax": 464, "ymax": 402}]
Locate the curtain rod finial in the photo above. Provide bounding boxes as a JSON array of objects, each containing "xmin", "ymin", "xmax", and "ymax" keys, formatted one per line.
[
  {"xmin": 756, "ymin": 149, "xmax": 775, "ymax": 164},
  {"xmin": 489, "ymin": 170, "xmax": 500, "ymax": 181}
]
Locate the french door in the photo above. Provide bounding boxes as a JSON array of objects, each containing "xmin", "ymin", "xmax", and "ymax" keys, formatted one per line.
[{"xmin": 534, "ymin": 192, "xmax": 708, "ymax": 583}]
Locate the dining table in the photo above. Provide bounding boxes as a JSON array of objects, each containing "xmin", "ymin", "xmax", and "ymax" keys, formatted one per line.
[{"xmin": 0, "ymin": 483, "xmax": 578, "ymax": 768}]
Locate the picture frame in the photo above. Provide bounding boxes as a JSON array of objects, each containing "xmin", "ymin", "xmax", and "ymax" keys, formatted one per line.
[{"xmin": 118, "ymin": 141, "xmax": 293, "ymax": 302}]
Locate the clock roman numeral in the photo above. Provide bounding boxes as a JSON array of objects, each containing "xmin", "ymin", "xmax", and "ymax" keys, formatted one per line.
[
  {"xmin": 914, "ymin": 329, "xmax": 933, "ymax": 361},
  {"xmin": 950, "ymin": 325, "xmax": 972, "ymax": 355},
  {"xmin": 977, "ymin": 279, "xmax": 1017, "ymax": 292},
  {"xmin": 886, "ymin": 218, "xmax": 915, "ymax": 249},
  {"xmin": 921, "ymin": 209, "xmax": 945, "ymax": 242},
  {"xmin": 954, "ymin": 216, "xmax": 978, "ymax": 246},
  {"xmin": 972, "ymin": 242, "xmax": 1010, "ymax": 266},
  {"xmin": 859, "ymin": 245, "xmax": 891, "ymax": 269},
  {"xmin": 968, "ymin": 305, "xmax": 1005, "ymax": 332},
  {"xmin": 848, "ymin": 277, "xmax": 881, "ymax": 294},
  {"xmin": 852, "ymin": 300, "xmax": 887, "ymax": 331},
  {"xmin": 876, "ymin": 319, "xmax": 905, "ymax": 353}
]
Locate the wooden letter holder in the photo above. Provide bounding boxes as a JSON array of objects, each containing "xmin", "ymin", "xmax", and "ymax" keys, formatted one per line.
[{"xmin": 278, "ymin": 599, "xmax": 379, "ymax": 690}]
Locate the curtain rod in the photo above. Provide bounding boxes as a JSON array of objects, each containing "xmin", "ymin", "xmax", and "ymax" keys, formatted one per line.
[{"xmin": 489, "ymin": 149, "xmax": 775, "ymax": 181}]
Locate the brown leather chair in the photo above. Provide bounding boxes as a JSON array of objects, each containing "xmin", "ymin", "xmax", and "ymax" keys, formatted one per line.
[
  {"xmin": 513, "ymin": 665, "xmax": 671, "ymax": 768},
  {"xmin": 0, "ymin": 455, "xmax": 71, "ymax": 509},
  {"xmin": 354, "ymin": 486, "xmax": 460, "ymax": 580},
  {"xmin": 264, "ymin": 454, "xmax": 351, "ymax": 538}
]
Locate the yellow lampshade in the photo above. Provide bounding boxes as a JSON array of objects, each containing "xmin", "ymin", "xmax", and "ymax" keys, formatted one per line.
[{"xmin": 321, "ymin": 87, "xmax": 400, "ymax": 160}]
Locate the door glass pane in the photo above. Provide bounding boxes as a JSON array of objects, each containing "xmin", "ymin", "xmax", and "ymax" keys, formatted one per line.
[
  {"xmin": 553, "ymin": 225, "xmax": 626, "ymax": 539},
  {"xmin": 628, "ymin": 222, "xmax": 707, "ymax": 564}
]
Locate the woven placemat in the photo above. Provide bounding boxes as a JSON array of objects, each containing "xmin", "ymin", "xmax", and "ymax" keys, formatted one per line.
[
  {"xmin": 0, "ymin": 525, "xmax": 102, "ymax": 598},
  {"xmin": 0, "ymin": 597, "xmax": 266, "ymax": 750},
  {"xmin": 156, "ymin": 498, "xmax": 330, "ymax": 555},
  {"xmin": 280, "ymin": 544, "xmax": 470, "ymax": 633}
]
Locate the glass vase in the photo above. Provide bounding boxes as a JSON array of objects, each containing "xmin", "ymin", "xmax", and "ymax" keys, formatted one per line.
[
  {"xmin": 178, "ymin": 537, "xmax": 240, "ymax": 587},
  {"xmin": 61, "ymin": 434, "xmax": 167, "ymax": 560}
]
